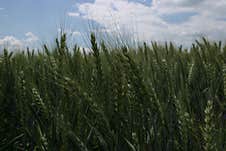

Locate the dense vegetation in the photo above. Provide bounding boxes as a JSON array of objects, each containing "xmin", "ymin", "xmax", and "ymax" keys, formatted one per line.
[{"xmin": 0, "ymin": 33, "xmax": 226, "ymax": 151}]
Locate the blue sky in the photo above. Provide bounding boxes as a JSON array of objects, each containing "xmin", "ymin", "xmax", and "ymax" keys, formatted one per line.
[
  {"xmin": 0, "ymin": 0, "xmax": 81, "ymax": 42},
  {"xmin": 1, "ymin": 0, "xmax": 226, "ymax": 50}
]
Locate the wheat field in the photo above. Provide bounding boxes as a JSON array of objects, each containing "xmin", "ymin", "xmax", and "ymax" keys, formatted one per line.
[{"xmin": 0, "ymin": 33, "xmax": 226, "ymax": 150}]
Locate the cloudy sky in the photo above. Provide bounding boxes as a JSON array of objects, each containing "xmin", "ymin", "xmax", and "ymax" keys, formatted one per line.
[{"xmin": 1, "ymin": 0, "xmax": 226, "ymax": 50}]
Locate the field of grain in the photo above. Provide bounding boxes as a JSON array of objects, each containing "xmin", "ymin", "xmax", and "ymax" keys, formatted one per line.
[{"xmin": 0, "ymin": 33, "xmax": 226, "ymax": 150}]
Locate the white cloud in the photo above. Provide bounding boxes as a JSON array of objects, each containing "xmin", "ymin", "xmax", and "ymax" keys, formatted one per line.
[
  {"xmin": 0, "ymin": 36, "xmax": 23, "ymax": 50},
  {"xmin": 70, "ymin": 0, "xmax": 226, "ymax": 46},
  {"xmin": 0, "ymin": 8, "xmax": 5, "ymax": 10},
  {"xmin": 68, "ymin": 12, "xmax": 80, "ymax": 17},
  {"xmin": 25, "ymin": 32, "xmax": 39, "ymax": 43},
  {"xmin": 0, "ymin": 32, "xmax": 39, "ymax": 51},
  {"xmin": 72, "ymin": 31, "xmax": 81, "ymax": 36},
  {"xmin": 58, "ymin": 28, "xmax": 82, "ymax": 37}
]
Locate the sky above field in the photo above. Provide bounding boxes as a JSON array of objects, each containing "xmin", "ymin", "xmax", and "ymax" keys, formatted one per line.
[{"xmin": 1, "ymin": 0, "xmax": 226, "ymax": 50}]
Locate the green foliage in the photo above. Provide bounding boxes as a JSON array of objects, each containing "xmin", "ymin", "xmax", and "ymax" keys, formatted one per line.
[{"xmin": 0, "ymin": 35, "xmax": 225, "ymax": 151}]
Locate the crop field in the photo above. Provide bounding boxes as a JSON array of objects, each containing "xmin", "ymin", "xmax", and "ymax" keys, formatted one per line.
[{"xmin": 0, "ymin": 33, "xmax": 226, "ymax": 150}]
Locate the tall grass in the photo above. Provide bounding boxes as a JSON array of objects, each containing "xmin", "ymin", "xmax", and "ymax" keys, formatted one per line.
[{"xmin": 0, "ymin": 34, "xmax": 226, "ymax": 151}]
